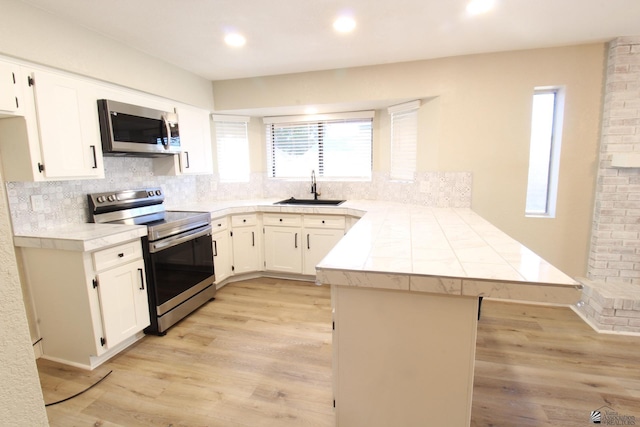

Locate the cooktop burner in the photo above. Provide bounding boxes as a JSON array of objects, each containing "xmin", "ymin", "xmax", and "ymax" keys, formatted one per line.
[{"xmin": 88, "ymin": 187, "xmax": 211, "ymax": 241}]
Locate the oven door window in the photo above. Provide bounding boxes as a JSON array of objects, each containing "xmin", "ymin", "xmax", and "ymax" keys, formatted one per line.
[{"xmin": 150, "ymin": 234, "xmax": 214, "ymax": 308}]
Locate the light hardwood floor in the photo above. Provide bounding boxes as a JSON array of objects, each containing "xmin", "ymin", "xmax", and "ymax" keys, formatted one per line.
[{"xmin": 38, "ymin": 278, "xmax": 640, "ymax": 426}]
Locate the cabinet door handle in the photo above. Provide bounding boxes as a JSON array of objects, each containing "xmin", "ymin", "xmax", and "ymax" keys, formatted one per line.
[
  {"xmin": 307, "ymin": 234, "xmax": 310, "ymax": 249},
  {"xmin": 213, "ymin": 240, "xmax": 218, "ymax": 257},
  {"xmin": 252, "ymin": 231, "xmax": 255, "ymax": 247},
  {"xmin": 184, "ymin": 151, "xmax": 190, "ymax": 168},
  {"xmin": 138, "ymin": 268, "xmax": 145, "ymax": 290},
  {"xmin": 295, "ymin": 233, "xmax": 298, "ymax": 249},
  {"xmin": 90, "ymin": 145, "xmax": 98, "ymax": 169}
]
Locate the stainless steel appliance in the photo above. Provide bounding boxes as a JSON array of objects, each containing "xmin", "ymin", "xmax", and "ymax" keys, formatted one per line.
[
  {"xmin": 88, "ymin": 187, "xmax": 215, "ymax": 335},
  {"xmin": 97, "ymin": 99, "xmax": 181, "ymax": 157}
]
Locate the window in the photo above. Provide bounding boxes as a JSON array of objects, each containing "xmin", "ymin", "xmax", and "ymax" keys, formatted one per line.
[
  {"xmin": 213, "ymin": 115, "xmax": 250, "ymax": 182},
  {"xmin": 389, "ymin": 100, "xmax": 421, "ymax": 181},
  {"xmin": 525, "ymin": 88, "xmax": 564, "ymax": 217},
  {"xmin": 264, "ymin": 111, "xmax": 373, "ymax": 179}
]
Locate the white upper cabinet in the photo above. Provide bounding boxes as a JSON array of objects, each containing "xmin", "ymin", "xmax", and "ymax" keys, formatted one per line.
[
  {"xmin": 0, "ymin": 60, "xmax": 21, "ymax": 116},
  {"xmin": 0, "ymin": 67, "xmax": 105, "ymax": 181},
  {"xmin": 178, "ymin": 105, "xmax": 213, "ymax": 174},
  {"xmin": 153, "ymin": 104, "xmax": 213, "ymax": 176},
  {"xmin": 30, "ymin": 70, "xmax": 104, "ymax": 179}
]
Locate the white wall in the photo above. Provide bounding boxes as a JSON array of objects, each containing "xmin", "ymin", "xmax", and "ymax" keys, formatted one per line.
[
  {"xmin": 212, "ymin": 44, "xmax": 606, "ymax": 277},
  {"xmin": 0, "ymin": 0, "xmax": 214, "ymax": 110},
  {"xmin": 0, "ymin": 159, "xmax": 47, "ymax": 425}
]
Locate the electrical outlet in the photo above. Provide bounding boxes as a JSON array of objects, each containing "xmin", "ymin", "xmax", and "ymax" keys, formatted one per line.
[{"xmin": 31, "ymin": 195, "xmax": 44, "ymax": 212}]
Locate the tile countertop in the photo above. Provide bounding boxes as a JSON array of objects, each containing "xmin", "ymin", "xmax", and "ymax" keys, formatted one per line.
[
  {"xmin": 173, "ymin": 199, "xmax": 581, "ymax": 305},
  {"xmin": 13, "ymin": 223, "xmax": 147, "ymax": 252}
]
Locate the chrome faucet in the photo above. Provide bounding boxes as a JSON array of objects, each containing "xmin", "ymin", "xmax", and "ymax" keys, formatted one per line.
[{"xmin": 311, "ymin": 170, "xmax": 320, "ymax": 200}]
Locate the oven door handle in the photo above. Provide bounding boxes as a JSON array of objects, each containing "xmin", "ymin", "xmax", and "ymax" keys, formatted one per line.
[{"xmin": 149, "ymin": 224, "xmax": 212, "ymax": 253}]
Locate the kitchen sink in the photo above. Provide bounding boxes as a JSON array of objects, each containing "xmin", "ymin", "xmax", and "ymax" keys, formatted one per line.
[{"xmin": 274, "ymin": 197, "xmax": 346, "ymax": 206}]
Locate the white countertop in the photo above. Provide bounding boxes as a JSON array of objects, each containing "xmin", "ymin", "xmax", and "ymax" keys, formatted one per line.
[
  {"xmin": 313, "ymin": 202, "xmax": 581, "ymax": 304},
  {"xmin": 14, "ymin": 223, "xmax": 147, "ymax": 252},
  {"xmin": 13, "ymin": 199, "xmax": 581, "ymax": 303}
]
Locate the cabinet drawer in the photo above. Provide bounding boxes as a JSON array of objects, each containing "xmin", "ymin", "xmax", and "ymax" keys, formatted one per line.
[
  {"xmin": 303, "ymin": 215, "xmax": 346, "ymax": 229},
  {"xmin": 263, "ymin": 213, "xmax": 302, "ymax": 227},
  {"xmin": 93, "ymin": 240, "xmax": 142, "ymax": 271},
  {"xmin": 231, "ymin": 214, "xmax": 258, "ymax": 227},
  {"xmin": 211, "ymin": 216, "xmax": 228, "ymax": 232}
]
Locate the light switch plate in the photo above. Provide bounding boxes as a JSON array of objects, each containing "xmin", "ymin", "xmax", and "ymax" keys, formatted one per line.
[{"xmin": 31, "ymin": 194, "xmax": 44, "ymax": 212}]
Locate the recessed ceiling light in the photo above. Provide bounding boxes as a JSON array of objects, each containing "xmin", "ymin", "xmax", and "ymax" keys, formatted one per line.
[
  {"xmin": 466, "ymin": 0, "xmax": 495, "ymax": 15},
  {"xmin": 224, "ymin": 33, "xmax": 246, "ymax": 47},
  {"xmin": 333, "ymin": 16, "xmax": 356, "ymax": 33}
]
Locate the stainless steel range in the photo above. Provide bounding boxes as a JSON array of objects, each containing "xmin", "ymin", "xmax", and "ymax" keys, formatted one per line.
[{"xmin": 88, "ymin": 187, "xmax": 215, "ymax": 335}]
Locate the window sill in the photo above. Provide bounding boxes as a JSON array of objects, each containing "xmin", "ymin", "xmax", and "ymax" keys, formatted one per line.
[{"xmin": 525, "ymin": 213, "xmax": 556, "ymax": 219}]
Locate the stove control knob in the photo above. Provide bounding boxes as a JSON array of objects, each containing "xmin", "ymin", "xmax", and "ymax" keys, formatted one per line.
[
  {"xmin": 107, "ymin": 194, "xmax": 116, "ymax": 202},
  {"xmin": 155, "ymin": 190, "xmax": 162, "ymax": 196},
  {"xmin": 96, "ymin": 196, "xmax": 106, "ymax": 203},
  {"xmin": 148, "ymin": 191, "xmax": 154, "ymax": 197}
]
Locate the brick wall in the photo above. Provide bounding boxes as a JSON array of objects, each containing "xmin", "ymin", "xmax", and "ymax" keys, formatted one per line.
[{"xmin": 588, "ymin": 36, "xmax": 640, "ymax": 285}]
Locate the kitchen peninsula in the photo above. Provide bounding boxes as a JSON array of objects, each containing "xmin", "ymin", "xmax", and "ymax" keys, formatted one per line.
[{"xmin": 312, "ymin": 201, "xmax": 580, "ymax": 427}]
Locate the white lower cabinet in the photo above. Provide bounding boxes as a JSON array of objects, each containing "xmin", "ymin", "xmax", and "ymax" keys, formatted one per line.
[
  {"xmin": 231, "ymin": 214, "xmax": 263, "ymax": 274},
  {"xmin": 212, "ymin": 212, "xmax": 346, "ymax": 283},
  {"xmin": 212, "ymin": 216, "xmax": 232, "ymax": 284},
  {"xmin": 264, "ymin": 214, "xmax": 303, "ymax": 274},
  {"xmin": 263, "ymin": 213, "xmax": 345, "ymax": 276},
  {"xmin": 20, "ymin": 239, "xmax": 150, "ymax": 369},
  {"xmin": 96, "ymin": 258, "xmax": 149, "ymax": 349},
  {"xmin": 303, "ymin": 227, "xmax": 345, "ymax": 275}
]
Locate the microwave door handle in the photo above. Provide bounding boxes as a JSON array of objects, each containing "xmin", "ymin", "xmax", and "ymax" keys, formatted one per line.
[{"xmin": 161, "ymin": 114, "xmax": 171, "ymax": 148}]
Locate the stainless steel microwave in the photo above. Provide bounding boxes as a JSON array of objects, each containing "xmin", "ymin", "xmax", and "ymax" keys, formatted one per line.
[{"xmin": 97, "ymin": 99, "xmax": 180, "ymax": 157}]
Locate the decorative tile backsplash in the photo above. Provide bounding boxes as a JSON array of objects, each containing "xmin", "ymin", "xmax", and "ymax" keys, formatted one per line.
[{"xmin": 6, "ymin": 156, "xmax": 472, "ymax": 234}]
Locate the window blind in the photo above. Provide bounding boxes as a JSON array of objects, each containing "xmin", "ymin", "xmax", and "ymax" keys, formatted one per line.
[
  {"xmin": 213, "ymin": 115, "xmax": 250, "ymax": 182},
  {"xmin": 264, "ymin": 112, "xmax": 373, "ymax": 179},
  {"xmin": 389, "ymin": 100, "xmax": 420, "ymax": 182}
]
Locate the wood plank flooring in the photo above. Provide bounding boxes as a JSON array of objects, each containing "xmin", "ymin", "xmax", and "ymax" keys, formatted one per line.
[{"xmin": 38, "ymin": 278, "xmax": 640, "ymax": 426}]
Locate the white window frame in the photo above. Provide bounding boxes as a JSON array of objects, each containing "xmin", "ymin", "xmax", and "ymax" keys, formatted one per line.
[
  {"xmin": 212, "ymin": 115, "xmax": 251, "ymax": 183},
  {"xmin": 525, "ymin": 87, "xmax": 565, "ymax": 218},
  {"xmin": 389, "ymin": 100, "xmax": 421, "ymax": 182},
  {"xmin": 264, "ymin": 111, "xmax": 374, "ymax": 180}
]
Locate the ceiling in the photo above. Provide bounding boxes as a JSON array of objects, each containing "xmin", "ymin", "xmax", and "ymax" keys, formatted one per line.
[{"xmin": 16, "ymin": 0, "xmax": 640, "ymax": 82}]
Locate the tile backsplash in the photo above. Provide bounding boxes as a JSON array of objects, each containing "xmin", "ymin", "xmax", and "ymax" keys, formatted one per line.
[{"xmin": 6, "ymin": 157, "xmax": 472, "ymax": 234}]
